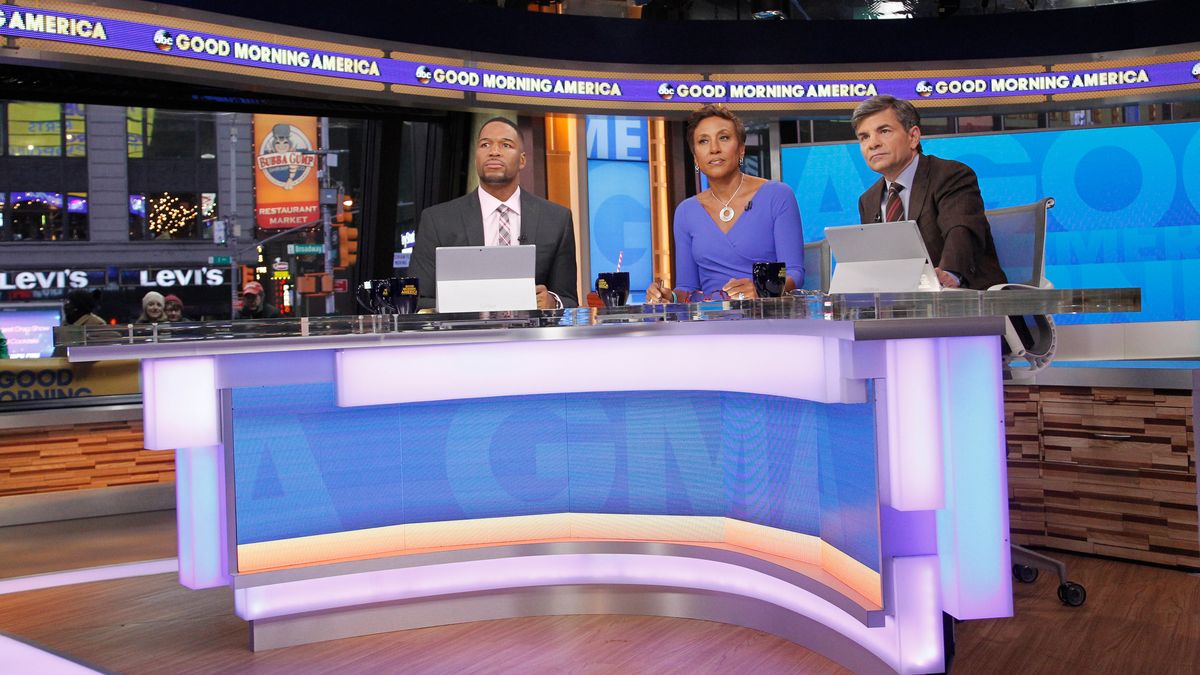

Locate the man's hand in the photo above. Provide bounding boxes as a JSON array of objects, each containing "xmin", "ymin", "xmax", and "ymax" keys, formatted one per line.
[
  {"xmin": 934, "ymin": 267, "xmax": 961, "ymax": 289},
  {"xmin": 535, "ymin": 284, "xmax": 557, "ymax": 309}
]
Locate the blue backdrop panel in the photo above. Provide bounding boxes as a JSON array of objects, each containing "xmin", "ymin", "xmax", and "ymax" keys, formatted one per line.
[
  {"xmin": 231, "ymin": 384, "xmax": 880, "ymax": 573},
  {"xmin": 586, "ymin": 115, "xmax": 650, "ymax": 162},
  {"xmin": 586, "ymin": 115, "xmax": 653, "ymax": 304},
  {"xmin": 586, "ymin": 159, "xmax": 653, "ymax": 303},
  {"xmin": 781, "ymin": 121, "xmax": 1200, "ymax": 324}
]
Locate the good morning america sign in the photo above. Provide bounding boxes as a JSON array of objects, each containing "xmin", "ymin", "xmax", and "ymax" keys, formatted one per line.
[{"xmin": 3, "ymin": 3, "xmax": 1198, "ymax": 107}]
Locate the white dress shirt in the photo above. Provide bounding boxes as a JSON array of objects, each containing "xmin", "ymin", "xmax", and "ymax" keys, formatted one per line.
[{"xmin": 478, "ymin": 186, "xmax": 522, "ymax": 246}]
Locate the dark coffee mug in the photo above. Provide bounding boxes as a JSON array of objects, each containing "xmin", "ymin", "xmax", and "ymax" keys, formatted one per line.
[
  {"xmin": 752, "ymin": 262, "xmax": 787, "ymax": 298},
  {"xmin": 388, "ymin": 277, "xmax": 420, "ymax": 315},
  {"xmin": 596, "ymin": 272, "xmax": 630, "ymax": 307},
  {"xmin": 357, "ymin": 277, "xmax": 420, "ymax": 314}
]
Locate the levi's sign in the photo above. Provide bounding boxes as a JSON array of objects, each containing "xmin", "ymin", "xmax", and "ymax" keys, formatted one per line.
[{"xmin": 1, "ymin": 268, "xmax": 229, "ymax": 290}]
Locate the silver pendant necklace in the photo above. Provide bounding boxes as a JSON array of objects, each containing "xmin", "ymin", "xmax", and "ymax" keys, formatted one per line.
[{"xmin": 711, "ymin": 171, "xmax": 745, "ymax": 223}]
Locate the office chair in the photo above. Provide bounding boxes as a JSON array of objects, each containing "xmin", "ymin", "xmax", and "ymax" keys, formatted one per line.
[
  {"xmin": 801, "ymin": 238, "xmax": 831, "ymax": 292},
  {"xmin": 986, "ymin": 197, "xmax": 1058, "ymax": 374},
  {"xmin": 985, "ymin": 197, "xmax": 1086, "ymax": 607}
]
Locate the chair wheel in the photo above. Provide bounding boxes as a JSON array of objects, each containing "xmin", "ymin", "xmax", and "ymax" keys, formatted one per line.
[
  {"xmin": 1057, "ymin": 581, "xmax": 1086, "ymax": 607},
  {"xmin": 1012, "ymin": 564, "xmax": 1039, "ymax": 583}
]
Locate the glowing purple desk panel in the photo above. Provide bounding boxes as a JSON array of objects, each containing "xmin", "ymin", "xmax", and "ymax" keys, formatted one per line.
[{"xmin": 66, "ymin": 289, "xmax": 1139, "ymax": 674}]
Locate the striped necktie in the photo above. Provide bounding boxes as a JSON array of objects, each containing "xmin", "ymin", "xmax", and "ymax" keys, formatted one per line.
[
  {"xmin": 885, "ymin": 183, "xmax": 905, "ymax": 222},
  {"xmin": 497, "ymin": 204, "xmax": 512, "ymax": 246}
]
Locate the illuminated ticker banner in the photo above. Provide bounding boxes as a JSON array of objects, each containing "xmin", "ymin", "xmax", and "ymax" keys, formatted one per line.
[{"xmin": 1, "ymin": 3, "xmax": 1199, "ymax": 109}]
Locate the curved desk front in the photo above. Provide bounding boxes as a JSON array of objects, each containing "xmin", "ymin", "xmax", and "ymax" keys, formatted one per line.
[{"xmin": 69, "ymin": 299, "xmax": 1060, "ymax": 674}]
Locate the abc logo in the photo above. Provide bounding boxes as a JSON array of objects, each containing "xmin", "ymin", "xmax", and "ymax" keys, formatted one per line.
[
  {"xmin": 1192, "ymin": 62, "xmax": 1200, "ymax": 80},
  {"xmin": 915, "ymin": 80, "xmax": 933, "ymax": 97},
  {"xmin": 657, "ymin": 83, "xmax": 675, "ymax": 100},
  {"xmin": 415, "ymin": 65, "xmax": 433, "ymax": 85},
  {"xmin": 153, "ymin": 29, "xmax": 174, "ymax": 52}
]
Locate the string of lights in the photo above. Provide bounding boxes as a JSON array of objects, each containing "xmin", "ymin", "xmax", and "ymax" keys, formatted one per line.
[{"xmin": 148, "ymin": 192, "xmax": 198, "ymax": 236}]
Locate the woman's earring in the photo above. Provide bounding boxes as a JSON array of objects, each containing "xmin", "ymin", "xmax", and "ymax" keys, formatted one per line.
[
  {"xmin": 738, "ymin": 157, "xmax": 744, "ymax": 169},
  {"xmin": 694, "ymin": 163, "xmax": 700, "ymax": 174}
]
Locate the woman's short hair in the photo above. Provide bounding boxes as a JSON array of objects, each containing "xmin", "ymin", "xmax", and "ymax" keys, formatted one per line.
[{"xmin": 686, "ymin": 104, "xmax": 746, "ymax": 148}]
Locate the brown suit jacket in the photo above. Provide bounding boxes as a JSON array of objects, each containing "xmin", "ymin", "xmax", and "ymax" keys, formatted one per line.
[{"xmin": 857, "ymin": 154, "xmax": 1007, "ymax": 290}]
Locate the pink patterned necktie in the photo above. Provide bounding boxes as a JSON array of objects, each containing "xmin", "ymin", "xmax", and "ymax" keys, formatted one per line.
[
  {"xmin": 885, "ymin": 183, "xmax": 905, "ymax": 222},
  {"xmin": 497, "ymin": 204, "xmax": 512, "ymax": 246}
]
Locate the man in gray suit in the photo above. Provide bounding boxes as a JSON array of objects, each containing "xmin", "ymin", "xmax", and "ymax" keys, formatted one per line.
[{"xmin": 409, "ymin": 117, "xmax": 579, "ymax": 309}]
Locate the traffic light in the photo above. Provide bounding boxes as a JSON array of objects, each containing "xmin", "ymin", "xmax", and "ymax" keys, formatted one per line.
[{"xmin": 337, "ymin": 222, "xmax": 358, "ymax": 269}]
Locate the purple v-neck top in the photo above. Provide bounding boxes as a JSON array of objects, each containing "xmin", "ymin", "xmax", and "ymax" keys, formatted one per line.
[{"xmin": 673, "ymin": 180, "xmax": 805, "ymax": 293}]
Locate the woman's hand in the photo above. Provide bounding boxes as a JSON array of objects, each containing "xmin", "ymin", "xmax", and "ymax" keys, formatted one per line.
[
  {"xmin": 645, "ymin": 279, "xmax": 674, "ymax": 304},
  {"xmin": 722, "ymin": 278, "xmax": 758, "ymax": 300}
]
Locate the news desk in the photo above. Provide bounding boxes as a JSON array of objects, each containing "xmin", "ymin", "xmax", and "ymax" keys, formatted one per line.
[{"xmin": 66, "ymin": 289, "xmax": 1138, "ymax": 674}]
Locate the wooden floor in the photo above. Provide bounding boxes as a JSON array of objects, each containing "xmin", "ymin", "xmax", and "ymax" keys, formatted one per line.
[{"xmin": 1, "ymin": 549, "xmax": 1198, "ymax": 674}]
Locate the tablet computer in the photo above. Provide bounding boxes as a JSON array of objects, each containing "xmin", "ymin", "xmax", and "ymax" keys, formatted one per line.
[
  {"xmin": 824, "ymin": 221, "xmax": 942, "ymax": 293},
  {"xmin": 435, "ymin": 245, "xmax": 537, "ymax": 312}
]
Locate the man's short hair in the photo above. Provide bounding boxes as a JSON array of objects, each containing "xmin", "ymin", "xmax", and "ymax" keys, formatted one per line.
[
  {"xmin": 478, "ymin": 116, "xmax": 521, "ymax": 143},
  {"xmin": 851, "ymin": 95, "xmax": 923, "ymax": 154},
  {"xmin": 685, "ymin": 104, "xmax": 747, "ymax": 148}
]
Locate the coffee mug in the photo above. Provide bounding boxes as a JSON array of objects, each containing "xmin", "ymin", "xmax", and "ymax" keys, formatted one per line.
[
  {"xmin": 596, "ymin": 272, "xmax": 630, "ymax": 307},
  {"xmin": 357, "ymin": 277, "xmax": 420, "ymax": 314},
  {"xmin": 388, "ymin": 277, "xmax": 420, "ymax": 315},
  {"xmin": 752, "ymin": 262, "xmax": 787, "ymax": 298}
]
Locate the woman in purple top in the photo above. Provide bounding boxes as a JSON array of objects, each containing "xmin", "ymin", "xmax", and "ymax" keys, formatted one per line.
[{"xmin": 647, "ymin": 104, "xmax": 804, "ymax": 302}]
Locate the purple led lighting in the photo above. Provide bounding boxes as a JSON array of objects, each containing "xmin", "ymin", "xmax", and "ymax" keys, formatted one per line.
[
  {"xmin": 0, "ymin": 6, "xmax": 1196, "ymax": 107},
  {"xmin": 175, "ymin": 446, "xmax": 229, "ymax": 590},
  {"xmin": 142, "ymin": 357, "xmax": 219, "ymax": 450},
  {"xmin": 336, "ymin": 334, "xmax": 854, "ymax": 408},
  {"xmin": 236, "ymin": 553, "xmax": 913, "ymax": 671},
  {"xmin": 0, "ymin": 559, "xmax": 177, "ymax": 596},
  {"xmin": 884, "ymin": 339, "xmax": 944, "ymax": 512},
  {"xmin": 935, "ymin": 336, "xmax": 1013, "ymax": 621},
  {"xmin": 891, "ymin": 556, "xmax": 944, "ymax": 674}
]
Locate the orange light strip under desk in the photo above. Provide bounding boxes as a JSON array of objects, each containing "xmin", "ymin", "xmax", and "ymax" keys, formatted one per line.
[{"xmin": 237, "ymin": 513, "xmax": 882, "ymax": 607}]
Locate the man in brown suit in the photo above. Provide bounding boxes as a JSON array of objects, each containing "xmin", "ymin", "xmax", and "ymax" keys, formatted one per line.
[{"xmin": 852, "ymin": 95, "xmax": 1007, "ymax": 290}]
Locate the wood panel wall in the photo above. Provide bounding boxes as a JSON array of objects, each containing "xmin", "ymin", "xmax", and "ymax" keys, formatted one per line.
[
  {"xmin": 0, "ymin": 419, "xmax": 174, "ymax": 497},
  {"xmin": 1005, "ymin": 385, "xmax": 1198, "ymax": 569}
]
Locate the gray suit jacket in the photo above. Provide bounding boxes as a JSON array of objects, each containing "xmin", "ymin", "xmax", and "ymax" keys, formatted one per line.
[{"xmin": 409, "ymin": 189, "xmax": 579, "ymax": 308}]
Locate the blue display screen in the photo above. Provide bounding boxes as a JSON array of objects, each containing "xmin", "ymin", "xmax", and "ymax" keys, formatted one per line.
[
  {"xmin": 587, "ymin": 159, "xmax": 653, "ymax": 303},
  {"xmin": 586, "ymin": 116, "xmax": 653, "ymax": 303},
  {"xmin": 781, "ymin": 121, "xmax": 1200, "ymax": 324},
  {"xmin": 0, "ymin": 304, "xmax": 63, "ymax": 358},
  {"xmin": 231, "ymin": 383, "xmax": 880, "ymax": 573}
]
